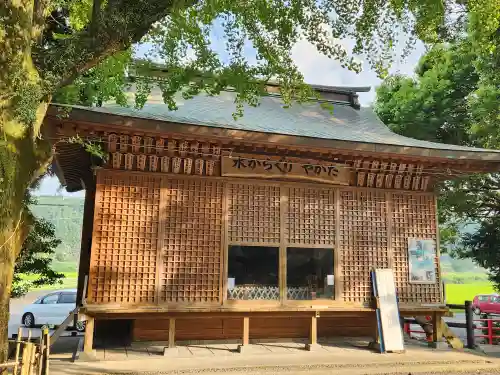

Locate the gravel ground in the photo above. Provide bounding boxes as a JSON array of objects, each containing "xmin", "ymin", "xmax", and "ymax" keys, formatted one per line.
[
  {"xmin": 87, "ymin": 360, "xmax": 500, "ymax": 375},
  {"xmin": 93, "ymin": 369, "xmax": 500, "ymax": 375},
  {"xmin": 379, "ymin": 371, "xmax": 500, "ymax": 375}
]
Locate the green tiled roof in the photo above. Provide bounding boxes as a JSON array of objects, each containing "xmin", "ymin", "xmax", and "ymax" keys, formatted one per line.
[{"xmin": 68, "ymin": 90, "xmax": 500, "ymax": 155}]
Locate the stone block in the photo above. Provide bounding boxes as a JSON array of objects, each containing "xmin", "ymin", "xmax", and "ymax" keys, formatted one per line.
[{"xmin": 305, "ymin": 343, "xmax": 322, "ymax": 352}]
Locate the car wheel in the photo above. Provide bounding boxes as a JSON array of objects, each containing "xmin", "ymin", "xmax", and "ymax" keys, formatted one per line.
[
  {"xmin": 474, "ymin": 307, "xmax": 481, "ymax": 315},
  {"xmin": 75, "ymin": 320, "xmax": 86, "ymax": 332},
  {"xmin": 22, "ymin": 313, "xmax": 35, "ymax": 328}
]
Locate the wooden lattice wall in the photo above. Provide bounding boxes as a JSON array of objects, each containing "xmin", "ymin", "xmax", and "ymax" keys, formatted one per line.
[
  {"xmin": 89, "ymin": 171, "xmax": 161, "ymax": 303},
  {"xmin": 159, "ymin": 179, "xmax": 224, "ymax": 303},
  {"xmin": 89, "ymin": 170, "xmax": 441, "ymax": 305},
  {"xmin": 227, "ymin": 183, "xmax": 281, "ymax": 244},
  {"xmin": 286, "ymin": 187, "xmax": 335, "ymax": 245},
  {"xmin": 391, "ymin": 193, "xmax": 440, "ymax": 303},
  {"xmin": 339, "ymin": 190, "xmax": 389, "ymax": 302}
]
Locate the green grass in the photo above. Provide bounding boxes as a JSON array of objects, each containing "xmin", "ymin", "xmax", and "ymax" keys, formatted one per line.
[
  {"xmin": 445, "ymin": 282, "xmax": 497, "ymax": 305},
  {"xmin": 19, "ymin": 272, "xmax": 78, "ymax": 291},
  {"xmin": 51, "ymin": 261, "xmax": 78, "ymax": 273}
]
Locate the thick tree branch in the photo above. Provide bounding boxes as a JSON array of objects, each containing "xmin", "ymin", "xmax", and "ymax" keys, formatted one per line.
[{"xmin": 34, "ymin": 0, "xmax": 198, "ymax": 90}]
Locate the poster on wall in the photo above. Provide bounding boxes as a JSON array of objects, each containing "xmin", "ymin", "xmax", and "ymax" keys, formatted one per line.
[{"xmin": 408, "ymin": 238, "xmax": 437, "ymax": 284}]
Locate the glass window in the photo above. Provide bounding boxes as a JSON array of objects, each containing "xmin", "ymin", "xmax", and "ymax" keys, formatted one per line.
[
  {"xmin": 227, "ymin": 245, "xmax": 279, "ymax": 300},
  {"xmin": 286, "ymin": 248, "xmax": 334, "ymax": 300},
  {"xmin": 58, "ymin": 293, "xmax": 77, "ymax": 304},
  {"xmin": 42, "ymin": 294, "xmax": 60, "ymax": 304},
  {"xmin": 479, "ymin": 296, "xmax": 490, "ymax": 302}
]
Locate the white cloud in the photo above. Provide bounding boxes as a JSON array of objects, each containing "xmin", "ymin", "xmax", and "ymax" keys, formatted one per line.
[{"xmin": 291, "ymin": 37, "xmax": 426, "ymax": 106}]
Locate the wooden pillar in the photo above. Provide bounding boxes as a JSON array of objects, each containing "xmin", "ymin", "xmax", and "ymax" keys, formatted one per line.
[
  {"xmin": 306, "ymin": 315, "xmax": 318, "ymax": 351},
  {"xmin": 242, "ymin": 317, "xmax": 249, "ymax": 346},
  {"xmin": 310, "ymin": 315, "xmax": 317, "ymax": 345},
  {"xmin": 83, "ymin": 317, "xmax": 94, "ymax": 354},
  {"xmin": 168, "ymin": 318, "xmax": 176, "ymax": 348},
  {"xmin": 432, "ymin": 312, "xmax": 444, "ymax": 348},
  {"xmin": 237, "ymin": 316, "xmax": 250, "ymax": 353},
  {"xmin": 77, "ymin": 187, "xmax": 96, "ymax": 306}
]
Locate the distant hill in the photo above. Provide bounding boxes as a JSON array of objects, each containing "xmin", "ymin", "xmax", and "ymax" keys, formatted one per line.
[
  {"xmin": 30, "ymin": 196, "xmax": 84, "ymax": 270},
  {"xmin": 440, "ymin": 253, "xmax": 485, "ymax": 273}
]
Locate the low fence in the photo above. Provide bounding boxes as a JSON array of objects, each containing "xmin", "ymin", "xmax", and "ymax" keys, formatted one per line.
[
  {"xmin": 403, "ymin": 301, "xmax": 500, "ymax": 348},
  {"xmin": 0, "ymin": 327, "xmax": 50, "ymax": 375},
  {"xmin": 403, "ymin": 317, "xmax": 432, "ymax": 342},
  {"xmin": 473, "ymin": 317, "xmax": 500, "ymax": 345}
]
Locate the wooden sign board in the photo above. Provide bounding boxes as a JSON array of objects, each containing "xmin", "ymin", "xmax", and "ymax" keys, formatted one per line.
[
  {"xmin": 371, "ymin": 268, "xmax": 405, "ymax": 353},
  {"xmin": 222, "ymin": 155, "xmax": 351, "ymax": 185}
]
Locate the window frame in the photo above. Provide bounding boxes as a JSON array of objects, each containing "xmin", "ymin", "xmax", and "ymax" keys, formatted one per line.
[
  {"xmin": 226, "ymin": 244, "xmax": 281, "ymax": 302},
  {"xmin": 224, "ymin": 241, "xmax": 338, "ymax": 306},
  {"xmin": 41, "ymin": 293, "xmax": 60, "ymax": 305},
  {"xmin": 58, "ymin": 292, "xmax": 77, "ymax": 304},
  {"xmin": 285, "ymin": 246, "xmax": 335, "ymax": 302}
]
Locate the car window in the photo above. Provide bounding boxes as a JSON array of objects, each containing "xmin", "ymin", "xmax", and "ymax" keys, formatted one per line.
[
  {"xmin": 479, "ymin": 296, "xmax": 490, "ymax": 302},
  {"xmin": 42, "ymin": 294, "xmax": 60, "ymax": 304},
  {"xmin": 58, "ymin": 293, "xmax": 77, "ymax": 304},
  {"xmin": 492, "ymin": 296, "xmax": 500, "ymax": 303}
]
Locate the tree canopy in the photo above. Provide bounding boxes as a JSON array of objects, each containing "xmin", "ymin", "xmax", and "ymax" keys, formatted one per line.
[{"xmin": 374, "ymin": 9, "xmax": 500, "ymax": 289}]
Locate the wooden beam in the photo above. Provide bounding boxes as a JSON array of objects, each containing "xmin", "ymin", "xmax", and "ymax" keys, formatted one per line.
[
  {"xmin": 168, "ymin": 318, "xmax": 176, "ymax": 348},
  {"xmin": 432, "ymin": 312, "xmax": 444, "ymax": 344},
  {"xmin": 386, "ymin": 192, "xmax": 394, "ymax": 270},
  {"xmin": 155, "ymin": 177, "xmax": 168, "ymax": 303},
  {"xmin": 50, "ymin": 307, "xmax": 78, "ymax": 346},
  {"xmin": 434, "ymin": 195, "xmax": 443, "ymax": 304},
  {"xmin": 20, "ymin": 342, "xmax": 34, "ymax": 375},
  {"xmin": 334, "ymin": 189, "xmax": 342, "ymax": 301},
  {"xmin": 77, "ymin": 187, "xmax": 95, "ymax": 307},
  {"xmin": 309, "ymin": 315, "xmax": 317, "ymax": 346},
  {"xmin": 83, "ymin": 317, "xmax": 94, "ymax": 354},
  {"xmin": 442, "ymin": 321, "xmax": 464, "ymax": 349},
  {"xmin": 242, "ymin": 316, "xmax": 249, "ymax": 346},
  {"xmin": 220, "ymin": 182, "xmax": 229, "ymax": 304},
  {"xmin": 280, "ymin": 186, "xmax": 287, "ymax": 302}
]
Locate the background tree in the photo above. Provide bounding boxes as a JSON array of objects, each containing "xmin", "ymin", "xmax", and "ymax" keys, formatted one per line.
[
  {"xmin": 1, "ymin": 0, "xmax": 499, "ymax": 362},
  {"xmin": 11, "ymin": 176, "xmax": 64, "ymax": 298},
  {"xmin": 374, "ymin": 10, "xmax": 500, "ymax": 289},
  {"xmin": 12, "ymin": 216, "xmax": 64, "ymax": 298}
]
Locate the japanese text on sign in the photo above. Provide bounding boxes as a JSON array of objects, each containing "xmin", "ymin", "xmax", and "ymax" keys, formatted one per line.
[{"xmin": 221, "ymin": 156, "xmax": 351, "ymax": 185}]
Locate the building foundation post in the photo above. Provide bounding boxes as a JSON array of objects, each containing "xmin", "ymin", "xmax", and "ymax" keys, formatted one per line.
[
  {"xmin": 163, "ymin": 318, "xmax": 178, "ymax": 356},
  {"xmin": 77, "ymin": 316, "xmax": 98, "ymax": 361},
  {"xmin": 430, "ymin": 312, "xmax": 447, "ymax": 349},
  {"xmin": 306, "ymin": 314, "xmax": 320, "ymax": 351},
  {"xmin": 237, "ymin": 316, "xmax": 250, "ymax": 353}
]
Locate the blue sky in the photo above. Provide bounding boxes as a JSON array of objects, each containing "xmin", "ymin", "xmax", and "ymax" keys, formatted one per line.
[{"xmin": 37, "ymin": 32, "xmax": 426, "ymax": 197}]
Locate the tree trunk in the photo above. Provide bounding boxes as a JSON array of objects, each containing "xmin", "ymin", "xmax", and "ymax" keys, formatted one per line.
[
  {"xmin": 0, "ymin": 215, "xmax": 23, "ymax": 365},
  {"xmin": 0, "ymin": 104, "xmax": 53, "ymax": 365}
]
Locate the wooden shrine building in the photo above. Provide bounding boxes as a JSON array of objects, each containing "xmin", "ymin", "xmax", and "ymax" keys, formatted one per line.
[{"xmin": 46, "ymin": 84, "xmax": 500, "ymax": 354}]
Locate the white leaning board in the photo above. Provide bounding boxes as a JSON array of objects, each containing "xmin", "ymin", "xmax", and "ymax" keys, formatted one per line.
[{"xmin": 373, "ymin": 269, "xmax": 404, "ymax": 352}]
